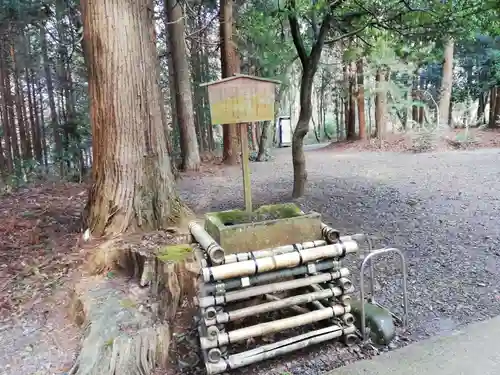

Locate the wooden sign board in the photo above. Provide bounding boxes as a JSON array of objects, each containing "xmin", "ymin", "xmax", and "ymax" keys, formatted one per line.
[
  {"xmin": 202, "ymin": 74, "xmax": 280, "ymax": 125},
  {"xmin": 200, "ymin": 74, "xmax": 281, "ymax": 213}
]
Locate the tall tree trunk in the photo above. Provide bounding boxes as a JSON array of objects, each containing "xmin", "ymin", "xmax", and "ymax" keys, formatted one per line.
[
  {"xmin": 339, "ymin": 97, "xmax": 344, "ymax": 140},
  {"xmin": 27, "ymin": 63, "xmax": 43, "ymax": 164},
  {"xmin": 489, "ymin": 87, "xmax": 497, "ymax": 128},
  {"xmin": 188, "ymin": 8, "xmax": 208, "ymax": 152},
  {"xmin": 342, "ymin": 63, "xmax": 349, "ymax": 137},
  {"xmin": 40, "ymin": 25, "xmax": 63, "ymax": 173},
  {"xmin": 411, "ymin": 73, "xmax": 419, "ymax": 125},
  {"xmin": 356, "ymin": 59, "xmax": 366, "ymax": 139},
  {"xmin": 0, "ymin": 41, "xmax": 14, "ymax": 173},
  {"xmin": 3, "ymin": 69, "xmax": 21, "ymax": 167},
  {"xmin": 11, "ymin": 42, "xmax": 32, "ymax": 161},
  {"xmin": 292, "ymin": 70, "xmax": 314, "ymax": 197},
  {"xmin": 334, "ymin": 94, "xmax": 340, "ymax": 141},
  {"xmin": 165, "ymin": 0, "xmax": 200, "ymax": 171},
  {"xmin": 438, "ymin": 39, "xmax": 454, "ymax": 127},
  {"xmin": 346, "ymin": 62, "xmax": 356, "ymax": 140},
  {"xmin": 288, "ymin": 6, "xmax": 332, "ymax": 197},
  {"xmin": 493, "ymin": 86, "xmax": 500, "ymax": 127},
  {"xmin": 36, "ymin": 78, "xmax": 48, "ymax": 167},
  {"xmin": 477, "ymin": 92, "xmax": 487, "ymax": 123},
  {"xmin": 81, "ymin": 0, "xmax": 186, "ymax": 236},
  {"xmin": 220, "ymin": 0, "xmax": 240, "ymax": 165},
  {"xmin": 256, "ymin": 121, "xmax": 270, "ymax": 161},
  {"xmin": 418, "ymin": 71, "xmax": 425, "ymax": 124},
  {"xmin": 0, "ymin": 111, "xmax": 5, "ymax": 174},
  {"xmin": 374, "ymin": 68, "xmax": 386, "ymax": 139}
]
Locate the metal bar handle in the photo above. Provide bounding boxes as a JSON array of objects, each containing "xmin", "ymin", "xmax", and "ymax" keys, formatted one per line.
[{"xmin": 359, "ymin": 247, "xmax": 409, "ymax": 341}]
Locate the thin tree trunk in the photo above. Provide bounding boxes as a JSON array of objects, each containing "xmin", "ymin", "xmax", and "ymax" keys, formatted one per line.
[
  {"xmin": 347, "ymin": 62, "xmax": 356, "ymax": 140},
  {"xmin": 4, "ymin": 70, "xmax": 21, "ymax": 167},
  {"xmin": 367, "ymin": 96, "xmax": 372, "ymax": 136},
  {"xmin": 37, "ymin": 78, "xmax": 48, "ymax": 167},
  {"xmin": 418, "ymin": 72, "xmax": 425, "ymax": 124},
  {"xmin": 250, "ymin": 122, "xmax": 258, "ymax": 151},
  {"xmin": 11, "ymin": 42, "xmax": 32, "ymax": 161},
  {"xmin": 477, "ymin": 92, "xmax": 487, "ymax": 123},
  {"xmin": 256, "ymin": 121, "xmax": 270, "ymax": 161},
  {"xmin": 220, "ymin": 0, "xmax": 240, "ymax": 165},
  {"xmin": 81, "ymin": 0, "xmax": 186, "ymax": 235},
  {"xmin": 339, "ymin": 97, "xmax": 344, "ymax": 140},
  {"xmin": 334, "ymin": 94, "xmax": 339, "ymax": 141},
  {"xmin": 201, "ymin": 36, "xmax": 214, "ymax": 151},
  {"xmin": 375, "ymin": 68, "xmax": 386, "ymax": 139},
  {"xmin": 438, "ymin": 39, "xmax": 454, "ymax": 127},
  {"xmin": 165, "ymin": 0, "xmax": 200, "ymax": 171},
  {"xmin": 489, "ymin": 87, "xmax": 497, "ymax": 128},
  {"xmin": 188, "ymin": 8, "xmax": 208, "ymax": 152},
  {"xmin": 412, "ymin": 73, "xmax": 419, "ymax": 125},
  {"xmin": 493, "ymin": 86, "xmax": 500, "ymax": 127},
  {"xmin": 0, "ymin": 41, "xmax": 14, "ymax": 173},
  {"xmin": 342, "ymin": 64, "xmax": 349, "ymax": 137},
  {"xmin": 356, "ymin": 59, "xmax": 366, "ymax": 139},
  {"xmin": 40, "ymin": 24, "xmax": 63, "ymax": 173},
  {"xmin": 292, "ymin": 70, "xmax": 314, "ymax": 197},
  {"xmin": 27, "ymin": 65, "xmax": 43, "ymax": 164}
]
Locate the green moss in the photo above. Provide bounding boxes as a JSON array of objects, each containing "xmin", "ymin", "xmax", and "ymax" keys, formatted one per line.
[
  {"xmin": 157, "ymin": 244, "xmax": 192, "ymax": 262},
  {"xmin": 119, "ymin": 298, "xmax": 137, "ymax": 309},
  {"xmin": 256, "ymin": 203, "xmax": 303, "ymax": 218},
  {"xmin": 104, "ymin": 338, "xmax": 114, "ymax": 349},
  {"xmin": 209, "ymin": 203, "xmax": 303, "ymax": 226}
]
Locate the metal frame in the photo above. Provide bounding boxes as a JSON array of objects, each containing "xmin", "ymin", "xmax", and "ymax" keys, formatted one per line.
[{"xmin": 359, "ymin": 247, "xmax": 409, "ymax": 341}]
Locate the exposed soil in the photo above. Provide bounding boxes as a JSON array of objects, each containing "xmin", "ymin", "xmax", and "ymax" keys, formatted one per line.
[
  {"xmin": 322, "ymin": 128, "xmax": 500, "ymax": 153},
  {"xmin": 2, "ymin": 134, "xmax": 500, "ymax": 375},
  {"xmin": 0, "ymin": 182, "xmax": 86, "ymax": 375}
]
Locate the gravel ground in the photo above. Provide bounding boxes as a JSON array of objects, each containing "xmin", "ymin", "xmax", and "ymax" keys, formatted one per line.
[
  {"xmin": 3, "ymin": 146, "xmax": 500, "ymax": 375},
  {"xmin": 177, "ymin": 146, "xmax": 500, "ymax": 375}
]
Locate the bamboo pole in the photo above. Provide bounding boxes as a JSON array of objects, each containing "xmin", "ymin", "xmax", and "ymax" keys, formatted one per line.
[
  {"xmin": 343, "ymin": 333, "xmax": 358, "ymax": 347},
  {"xmin": 310, "ymin": 300, "xmax": 327, "ymax": 310},
  {"xmin": 206, "ymin": 288, "xmax": 351, "ymax": 325},
  {"xmin": 224, "ymin": 234, "xmax": 366, "ymax": 264},
  {"xmin": 341, "ymin": 312, "xmax": 355, "ymax": 325},
  {"xmin": 224, "ymin": 240, "xmax": 327, "ymax": 263},
  {"xmin": 264, "ymin": 294, "xmax": 310, "ymax": 314},
  {"xmin": 198, "ymin": 268, "xmax": 351, "ymax": 308},
  {"xmin": 321, "ymin": 223, "xmax": 341, "ymax": 243},
  {"xmin": 337, "ymin": 277, "xmax": 352, "ymax": 290},
  {"xmin": 201, "ymin": 240, "xmax": 359, "ymax": 282},
  {"xmin": 234, "ymin": 324, "xmax": 355, "ymax": 360},
  {"xmin": 200, "ymin": 302, "xmax": 354, "ymax": 349},
  {"xmin": 200, "ymin": 259, "xmax": 342, "ymax": 295},
  {"xmin": 189, "ymin": 222, "xmax": 225, "ymax": 265},
  {"xmin": 205, "ymin": 324, "xmax": 357, "ymax": 374},
  {"xmin": 207, "ymin": 348, "xmax": 222, "ymax": 363}
]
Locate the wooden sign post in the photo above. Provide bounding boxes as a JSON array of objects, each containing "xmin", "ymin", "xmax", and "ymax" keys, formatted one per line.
[{"xmin": 201, "ymin": 74, "xmax": 281, "ymax": 212}]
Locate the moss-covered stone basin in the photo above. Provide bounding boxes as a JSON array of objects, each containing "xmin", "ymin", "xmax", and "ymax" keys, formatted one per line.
[{"xmin": 204, "ymin": 203, "xmax": 322, "ymax": 254}]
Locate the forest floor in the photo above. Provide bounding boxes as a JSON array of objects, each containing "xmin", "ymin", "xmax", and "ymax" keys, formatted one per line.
[{"xmin": 2, "ymin": 130, "xmax": 500, "ymax": 375}]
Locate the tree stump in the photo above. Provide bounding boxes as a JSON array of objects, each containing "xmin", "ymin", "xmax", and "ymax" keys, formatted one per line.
[{"xmin": 69, "ymin": 230, "xmax": 198, "ymax": 375}]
